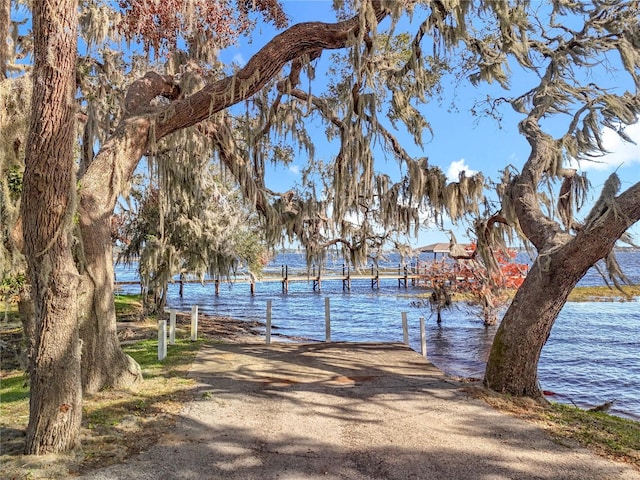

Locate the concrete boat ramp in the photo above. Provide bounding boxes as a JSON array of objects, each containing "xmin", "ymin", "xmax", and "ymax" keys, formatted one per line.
[{"xmin": 86, "ymin": 342, "xmax": 639, "ymax": 480}]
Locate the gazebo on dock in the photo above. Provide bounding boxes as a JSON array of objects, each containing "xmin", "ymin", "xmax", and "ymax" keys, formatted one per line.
[{"xmin": 416, "ymin": 242, "xmax": 452, "ymax": 260}]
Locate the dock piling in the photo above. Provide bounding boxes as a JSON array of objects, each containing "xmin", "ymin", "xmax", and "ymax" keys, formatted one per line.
[
  {"xmin": 420, "ymin": 316, "xmax": 427, "ymax": 358},
  {"xmin": 371, "ymin": 265, "xmax": 380, "ymax": 289},
  {"xmin": 325, "ymin": 297, "xmax": 331, "ymax": 342},
  {"xmin": 282, "ymin": 265, "xmax": 289, "ymax": 293},
  {"xmin": 402, "ymin": 312, "xmax": 409, "ymax": 345},
  {"xmin": 342, "ymin": 264, "xmax": 351, "ymax": 291},
  {"xmin": 266, "ymin": 300, "xmax": 272, "ymax": 345},
  {"xmin": 313, "ymin": 265, "xmax": 322, "ymax": 292}
]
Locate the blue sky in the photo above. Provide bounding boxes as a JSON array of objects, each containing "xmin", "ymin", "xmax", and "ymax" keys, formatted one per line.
[{"xmin": 219, "ymin": 1, "xmax": 640, "ymax": 247}]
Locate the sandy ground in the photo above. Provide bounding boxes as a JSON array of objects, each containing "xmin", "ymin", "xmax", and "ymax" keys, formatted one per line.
[{"xmin": 82, "ymin": 342, "xmax": 640, "ymax": 480}]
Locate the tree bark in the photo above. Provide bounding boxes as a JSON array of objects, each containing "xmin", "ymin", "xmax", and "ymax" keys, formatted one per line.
[
  {"xmin": 0, "ymin": 0, "xmax": 9, "ymax": 78},
  {"xmin": 485, "ymin": 180, "xmax": 640, "ymax": 397},
  {"xmin": 21, "ymin": 0, "xmax": 81, "ymax": 454},
  {"xmin": 77, "ymin": 121, "xmax": 149, "ymax": 393},
  {"xmin": 18, "ymin": 288, "xmax": 35, "ymax": 370},
  {"xmin": 484, "ymin": 250, "xmax": 588, "ymax": 397},
  {"xmin": 77, "ymin": 215, "xmax": 142, "ymax": 393}
]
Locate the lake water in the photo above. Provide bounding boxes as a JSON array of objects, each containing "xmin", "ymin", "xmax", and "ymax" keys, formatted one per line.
[{"xmin": 115, "ymin": 250, "xmax": 640, "ymax": 421}]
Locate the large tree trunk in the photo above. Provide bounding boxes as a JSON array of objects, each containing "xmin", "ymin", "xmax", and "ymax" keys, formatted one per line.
[
  {"xmin": 78, "ymin": 214, "xmax": 142, "ymax": 393},
  {"xmin": 77, "ymin": 124, "xmax": 150, "ymax": 393},
  {"xmin": 484, "ymin": 251, "xmax": 587, "ymax": 397},
  {"xmin": 485, "ymin": 179, "xmax": 640, "ymax": 397},
  {"xmin": 21, "ymin": 0, "xmax": 81, "ymax": 454}
]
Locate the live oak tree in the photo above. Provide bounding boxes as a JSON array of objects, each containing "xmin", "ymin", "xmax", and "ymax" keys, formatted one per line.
[
  {"xmin": 19, "ymin": 0, "xmax": 82, "ymax": 453},
  {"xmin": 400, "ymin": 0, "xmax": 639, "ymax": 397},
  {"xmin": 3, "ymin": 0, "xmax": 293, "ymax": 453},
  {"xmin": 478, "ymin": 2, "xmax": 640, "ymax": 397},
  {"xmin": 4, "ymin": 0, "xmax": 640, "ymax": 454}
]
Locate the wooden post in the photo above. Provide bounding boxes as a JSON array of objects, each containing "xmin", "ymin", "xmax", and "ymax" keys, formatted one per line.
[
  {"xmin": 282, "ymin": 265, "xmax": 289, "ymax": 293},
  {"xmin": 266, "ymin": 300, "xmax": 272, "ymax": 345},
  {"xmin": 402, "ymin": 312, "xmax": 409, "ymax": 345},
  {"xmin": 169, "ymin": 308, "xmax": 176, "ymax": 345},
  {"xmin": 250, "ymin": 282, "xmax": 255, "ymax": 295},
  {"xmin": 179, "ymin": 273, "xmax": 184, "ymax": 297},
  {"xmin": 191, "ymin": 305, "xmax": 198, "ymax": 341},
  {"xmin": 420, "ymin": 316, "xmax": 427, "ymax": 358},
  {"xmin": 342, "ymin": 264, "xmax": 351, "ymax": 291},
  {"xmin": 324, "ymin": 297, "xmax": 331, "ymax": 342},
  {"xmin": 215, "ymin": 277, "xmax": 220, "ymax": 295},
  {"xmin": 158, "ymin": 319, "xmax": 167, "ymax": 361}
]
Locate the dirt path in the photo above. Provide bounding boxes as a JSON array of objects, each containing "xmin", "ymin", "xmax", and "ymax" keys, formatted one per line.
[{"xmin": 84, "ymin": 342, "xmax": 639, "ymax": 480}]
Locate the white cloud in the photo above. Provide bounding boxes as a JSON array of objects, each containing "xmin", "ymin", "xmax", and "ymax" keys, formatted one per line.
[
  {"xmin": 569, "ymin": 122, "xmax": 640, "ymax": 171},
  {"xmin": 446, "ymin": 159, "xmax": 477, "ymax": 182},
  {"xmin": 288, "ymin": 165, "xmax": 301, "ymax": 175},
  {"xmin": 232, "ymin": 53, "xmax": 246, "ymax": 66}
]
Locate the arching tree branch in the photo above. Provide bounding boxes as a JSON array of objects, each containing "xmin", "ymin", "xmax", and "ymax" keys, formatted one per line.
[
  {"xmin": 124, "ymin": 71, "xmax": 181, "ymax": 115},
  {"xmin": 154, "ymin": 1, "xmax": 390, "ymax": 139}
]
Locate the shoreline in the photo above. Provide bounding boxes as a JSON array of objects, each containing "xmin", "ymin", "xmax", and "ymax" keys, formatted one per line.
[
  {"xmin": 1, "ymin": 311, "xmax": 638, "ymax": 479},
  {"xmin": 147, "ymin": 309, "xmax": 640, "ymax": 422}
]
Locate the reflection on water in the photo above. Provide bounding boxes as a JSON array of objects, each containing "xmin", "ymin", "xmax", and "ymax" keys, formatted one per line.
[
  {"xmin": 115, "ymin": 250, "xmax": 640, "ymax": 421},
  {"xmin": 427, "ymin": 322, "xmax": 497, "ymax": 378}
]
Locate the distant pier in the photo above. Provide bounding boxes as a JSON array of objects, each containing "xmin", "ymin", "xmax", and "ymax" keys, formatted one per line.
[{"xmin": 116, "ymin": 264, "xmax": 433, "ymax": 296}]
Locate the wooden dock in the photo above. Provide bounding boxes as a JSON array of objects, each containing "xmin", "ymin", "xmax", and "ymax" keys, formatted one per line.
[{"xmin": 116, "ymin": 265, "xmax": 427, "ymax": 295}]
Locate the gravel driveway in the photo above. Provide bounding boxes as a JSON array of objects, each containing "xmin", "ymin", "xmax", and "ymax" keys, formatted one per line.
[{"xmin": 84, "ymin": 342, "xmax": 639, "ymax": 480}]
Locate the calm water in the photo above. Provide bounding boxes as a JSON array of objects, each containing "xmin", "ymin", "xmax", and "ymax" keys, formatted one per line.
[{"xmin": 116, "ymin": 250, "xmax": 640, "ymax": 420}]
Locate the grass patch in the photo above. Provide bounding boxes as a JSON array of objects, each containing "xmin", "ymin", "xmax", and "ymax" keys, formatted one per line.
[
  {"xmin": 545, "ymin": 403, "xmax": 640, "ymax": 464},
  {"xmin": 567, "ymin": 285, "xmax": 640, "ymax": 302},
  {"xmin": 123, "ymin": 338, "xmax": 203, "ymax": 377},
  {"xmin": 84, "ymin": 338, "xmax": 203, "ymax": 421},
  {"xmin": 0, "ymin": 329, "xmax": 205, "ymax": 477},
  {"xmin": 467, "ymin": 386, "xmax": 640, "ymax": 468},
  {"xmin": 114, "ymin": 293, "xmax": 144, "ymax": 320},
  {"xmin": 0, "ymin": 373, "xmax": 29, "ymax": 405}
]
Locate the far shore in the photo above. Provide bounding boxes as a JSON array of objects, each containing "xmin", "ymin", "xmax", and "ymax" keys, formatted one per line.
[{"xmin": 409, "ymin": 284, "xmax": 640, "ymax": 303}]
